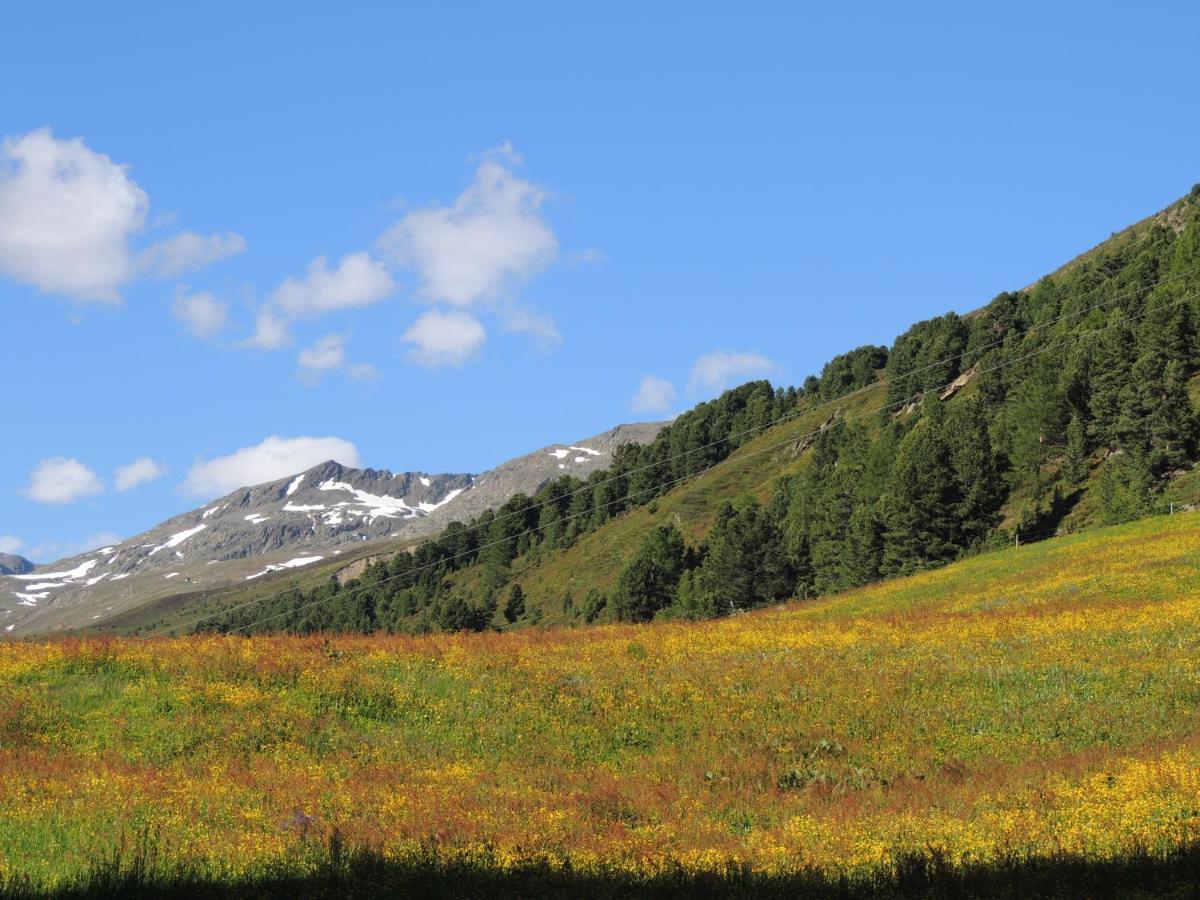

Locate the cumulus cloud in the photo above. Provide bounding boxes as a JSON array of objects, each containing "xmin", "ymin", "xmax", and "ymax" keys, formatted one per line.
[
  {"xmin": 245, "ymin": 309, "xmax": 292, "ymax": 349},
  {"xmin": 402, "ymin": 309, "xmax": 487, "ymax": 368},
  {"xmin": 172, "ymin": 288, "xmax": 228, "ymax": 338},
  {"xmin": 295, "ymin": 334, "xmax": 378, "ymax": 382},
  {"xmin": 183, "ymin": 435, "xmax": 362, "ymax": 497},
  {"xmin": 630, "ymin": 376, "xmax": 677, "ymax": 414},
  {"xmin": 380, "ymin": 146, "xmax": 557, "ymax": 307},
  {"xmin": 688, "ymin": 351, "xmax": 779, "ymax": 395},
  {"xmin": 25, "ymin": 457, "xmax": 104, "ymax": 504},
  {"xmin": 298, "ymin": 333, "xmax": 347, "ymax": 373},
  {"xmin": 0, "ymin": 536, "xmax": 25, "ymax": 555},
  {"xmin": 270, "ymin": 252, "xmax": 394, "ymax": 318},
  {"xmin": 243, "ymin": 252, "xmax": 393, "ymax": 353},
  {"xmin": 113, "ymin": 457, "xmax": 166, "ymax": 492},
  {"xmin": 140, "ymin": 230, "xmax": 245, "ymax": 277},
  {"xmin": 0, "ymin": 128, "xmax": 148, "ymax": 301}
]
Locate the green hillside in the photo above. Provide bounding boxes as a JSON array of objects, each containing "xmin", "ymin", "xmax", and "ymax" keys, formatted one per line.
[{"xmin": 159, "ymin": 188, "xmax": 1200, "ymax": 638}]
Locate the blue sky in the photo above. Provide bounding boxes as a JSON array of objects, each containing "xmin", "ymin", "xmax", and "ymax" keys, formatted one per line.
[{"xmin": 3, "ymin": 1, "xmax": 1199, "ymax": 561}]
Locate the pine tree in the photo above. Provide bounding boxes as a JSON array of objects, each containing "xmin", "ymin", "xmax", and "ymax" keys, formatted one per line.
[
  {"xmin": 943, "ymin": 398, "xmax": 1005, "ymax": 547},
  {"xmin": 880, "ymin": 416, "xmax": 959, "ymax": 576},
  {"xmin": 1062, "ymin": 414, "xmax": 1089, "ymax": 484},
  {"xmin": 611, "ymin": 524, "xmax": 687, "ymax": 622},
  {"xmin": 503, "ymin": 584, "xmax": 526, "ymax": 623},
  {"xmin": 1148, "ymin": 359, "xmax": 1199, "ymax": 471},
  {"xmin": 1088, "ymin": 313, "xmax": 1137, "ymax": 447},
  {"xmin": 1094, "ymin": 452, "xmax": 1152, "ymax": 525},
  {"xmin": 689, "ymin": 501, "xmax": 792, "ymax": 614}
]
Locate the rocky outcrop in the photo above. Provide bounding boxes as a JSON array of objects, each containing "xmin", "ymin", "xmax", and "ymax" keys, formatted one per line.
[
  {"xmin": 1, "ymin": 422, "xmax": 665, "ymax": 636},
  {"xmin": 0, "ymin": 554, "xmax": 33, "ymax": 576}
]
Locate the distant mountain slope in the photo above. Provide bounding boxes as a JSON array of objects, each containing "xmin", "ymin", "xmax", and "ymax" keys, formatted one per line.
[
  {"xmin": 0, "ymin": 422, "xmax": 663, "ymax": 636},
  {"xmin": 0, "ymin": 553, "xmax": 33, "ymax": 576}
]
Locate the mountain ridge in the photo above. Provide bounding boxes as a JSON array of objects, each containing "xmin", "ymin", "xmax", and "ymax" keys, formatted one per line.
[{"xmin": 1, "ymin": 422, "xmax": 664, "ymax": 636}]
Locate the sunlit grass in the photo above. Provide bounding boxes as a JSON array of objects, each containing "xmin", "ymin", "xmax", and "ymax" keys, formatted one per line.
[{"xmin": 3, "ymin": 513, "xmax": 1200, "ymax": 889}]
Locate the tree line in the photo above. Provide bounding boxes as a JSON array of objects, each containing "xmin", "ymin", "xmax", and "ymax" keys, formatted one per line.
[{"xmin": 199, "ymin": 192, "xmax": 1200, "ymax": 635}]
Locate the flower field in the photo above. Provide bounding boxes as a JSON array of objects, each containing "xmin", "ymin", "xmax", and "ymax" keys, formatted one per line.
[{"xmin": 3, "ymin": 513, "xmax": 1200, "ymax": 896}]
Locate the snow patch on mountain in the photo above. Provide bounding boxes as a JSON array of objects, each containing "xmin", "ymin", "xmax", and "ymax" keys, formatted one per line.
[
  {"xmin": 246, "ymin": 555, "xmax": 325, "ymax": 580},
  {"xmin": 14, "ymin": 559, "xmax": 99, "ymax": 582},
  {"xmin": 148, "ymin": 524, "xmax": 206, "ymax": 556}
]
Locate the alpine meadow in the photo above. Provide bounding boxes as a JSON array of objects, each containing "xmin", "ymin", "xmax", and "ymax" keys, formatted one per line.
[
  {"xmin": 8, "ymin": 6, "xmax": 1200, "ymax": 897},
  {"xmin": 5, "ymin": 189, "xmax": 1200, "ymax": 897}
]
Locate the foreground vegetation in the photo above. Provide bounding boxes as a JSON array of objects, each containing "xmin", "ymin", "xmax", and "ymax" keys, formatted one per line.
[{"xmin": 4, "ymin": 512, "xmax": 1200, "ymax": 895}]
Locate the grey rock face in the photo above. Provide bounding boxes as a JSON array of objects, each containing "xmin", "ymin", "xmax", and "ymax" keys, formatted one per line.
[
  {"xmin": 1, "ymin": 422, "xmax": 664, "ymax": 636},
  {"xmin": 0, "ymin": 554, "xmax": 33, "ymax": 576}
]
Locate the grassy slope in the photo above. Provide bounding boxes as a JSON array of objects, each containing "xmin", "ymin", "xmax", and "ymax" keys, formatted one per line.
[
  {"xmin": 3, "ymin": 512, "xmax": 1200, "ymax": 890},
  {"xmin": 470, "ymin": 371, "xmax": 1181, "ymax": 625},
  {"xmin": 84, "ymin": 191, "xmax": 1197, "ymax": 637},
  {"xmin": 495, "ymin": 389, "xmax": 882, "ymax": 620}
]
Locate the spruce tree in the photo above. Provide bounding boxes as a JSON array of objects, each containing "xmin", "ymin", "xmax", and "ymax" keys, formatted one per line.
[
  {"xmin": 690, "ymin": 501, "xmax": 792, "ymax": 614},
  {"xmin": 943, "ymin": 398, "xmax": 1005, "ymax": 547},
  {"xmin": 503, "ymin": 584, "xmax": 526, "ymax": 623},
  {"xmin": 880, "ymin": 415, "xmax": 959, "ymax": 576},
  {"xmin": 1062, "ymin": 414, "xmax": 1089, "ymax": 484},
  {"xmin": 611, "ymin": 524, "xmax": 687, "ymax": 622}
]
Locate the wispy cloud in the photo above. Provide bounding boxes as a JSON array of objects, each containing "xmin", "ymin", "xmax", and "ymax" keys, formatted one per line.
[
  {"xmin": 141, "ymin": 231, "xmax": 245, "ymax": 277},
  {"xmin": 630, "ymin": 375, "xmax": 677, "ymax": 414},
  {"xmin": 172, "ymin": 288, "xmax": 229, "ymax": 338},
  {"xmin": 688, "ymin": 351, "xmax": 779, "ymax": 395},
  {"xmin": 113, "ymin": 457, "xmax": 166, "ymax": 492}
]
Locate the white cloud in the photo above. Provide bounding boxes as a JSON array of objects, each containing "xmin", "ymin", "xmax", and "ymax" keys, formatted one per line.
[
  {"xmin": 114, "ymin": 457, "xmax": 165, "ymax": 492},
  {"xmin": 380, "ymin": 146, "xmax": 557, "ymax": 307},
  {"xmin": 688, "ymin": 351, "xmax": 779, "ymax": 395},
  {"xmin": 296, "ymin": 334, "xmax": 377, "ymax": 382},
  {"xmin": 402, "ymin": 309, "xmax": 486, "ymax": 367},
  {"xmin": 0, "ymin": 128, "xmax": 148, "ymax": 301},
  {"xmin": 298, "ymin": 333, "xmax": 346, "ymax": 372},
  {"xmin": 502, "ymin": 306, "xmax": 561, "ymax": 348},
  {"xmin": 0, "ymin": 536, "xmax": 25, "ymax": 555},
  {"xmin": 270, "ymin": 252, "xmax": 394, "ymax": 318},
  {"xmin": 183, "ymin": 435, "xmax": 362, "ymax": 497},
  {"xmin": 25, "ymin": 457, "xmax": 104, "ymax": 504},
  {"xmin": 298, "ymin": 333, "xmax": 346, "ymax": 373},
  {"xmin": 172, "ymin": 289, "xmax": 228, "ymax": 338},
  {"xmin": 140, "ymin": 230, "xmax": 245, "ymax": 277},
  {"xmin": 631, "ymin": 376, "xmax": 677, "ymax": 414},
  {"xmin": 245, "ymin": 309, "xmax": 292, "ymax": 349},
  {"xmin": 347, "ymin": 362, "xmax": 379, "ymax": 381}
]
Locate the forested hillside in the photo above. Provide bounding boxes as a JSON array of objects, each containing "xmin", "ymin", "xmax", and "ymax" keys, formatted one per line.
[{"xmin": 200, "ymin": 188, "xmax": 1200, "ymax": 636}]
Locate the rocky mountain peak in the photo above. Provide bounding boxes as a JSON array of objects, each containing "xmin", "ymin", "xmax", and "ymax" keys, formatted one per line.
[
  {"xmin": 0, "ymin": 554, "xmax": 33, "ymax": 577},
  {"xmin": 1, "ymin": 421, "xmax": 665, "ymax": 636}
]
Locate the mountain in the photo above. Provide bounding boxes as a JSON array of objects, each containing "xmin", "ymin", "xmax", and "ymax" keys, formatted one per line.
[
  {"xmin": 195, "ymin": 187, "xmax": 1200, "ymax": 637},
  {"xmin": 0, "ymin": 422, "xmax": 663, "ymax": 636},
  {"xmin": 0, "ymin": 553, "xmax": 33, "ymax": 576}
]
